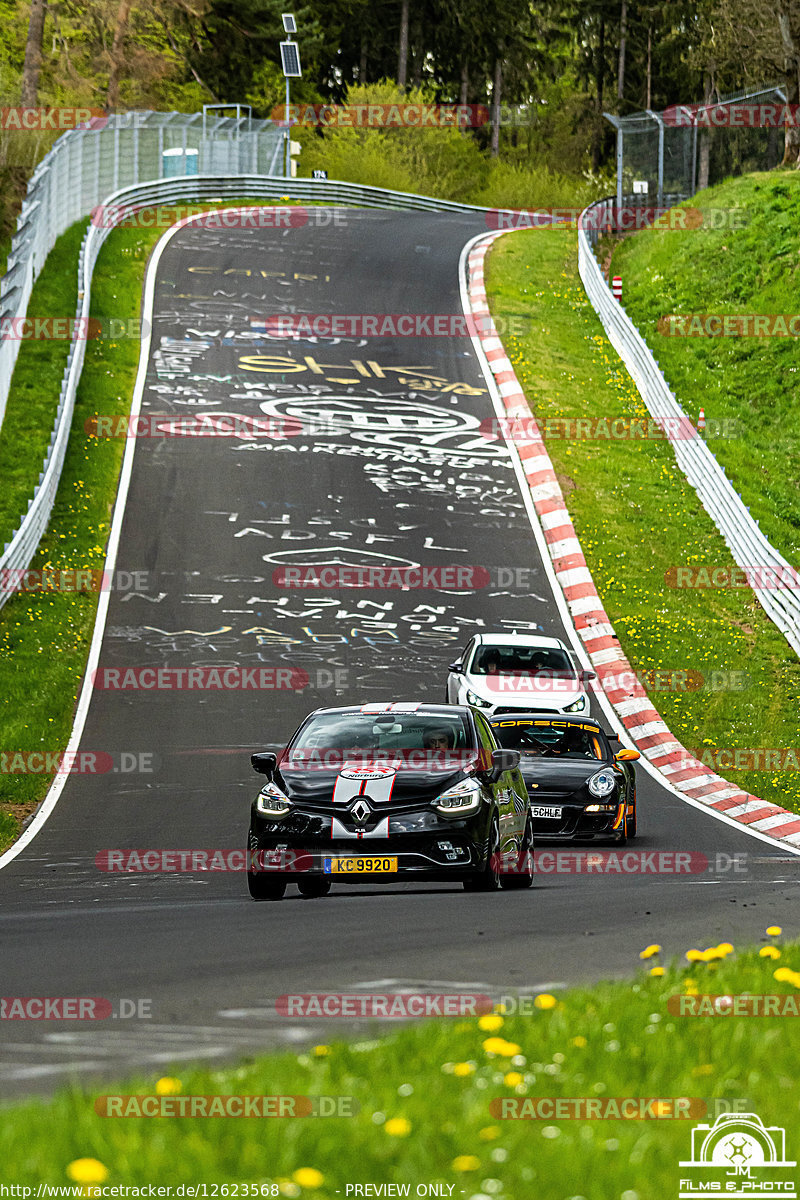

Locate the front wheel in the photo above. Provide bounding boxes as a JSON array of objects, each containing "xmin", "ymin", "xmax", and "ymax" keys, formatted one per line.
[
  {"xmin": 463, "ymin": 817, "xmax": 501, "ymax": 892},
  {"xmin": 247, "ymin": 864, "xmax": 287, "ymax": 901},
  {"xmin": 500, "ymin": 820, "xmax": 534, "ymax": 889},
  {"xmin": 628, "ymin": 788, "xmax": 637, "ymax": 838},
  {"xmin": 297, "ymin": 877, "xmax": 331, "ymax": 898}
]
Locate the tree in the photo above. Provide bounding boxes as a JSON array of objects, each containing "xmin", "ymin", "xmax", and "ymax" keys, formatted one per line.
[{"xmin": 21, "ymin": 0, "xmax": 45, "ymax": 106}]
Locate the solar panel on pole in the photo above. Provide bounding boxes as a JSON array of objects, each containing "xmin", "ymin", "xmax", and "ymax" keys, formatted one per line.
[{"xmin": 280, "ymin": 41, "xmax": 302, "ymax": 77}]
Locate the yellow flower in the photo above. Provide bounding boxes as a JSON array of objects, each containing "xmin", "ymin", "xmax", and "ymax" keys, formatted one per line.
[
  {"xmin": 639, "ymin": 944, "xmax": 661, "ymax": 959},
  {"xmin": 478, "ymin": 1013, "xmax": 504, "ymax": 1031},
  {"xmin": 692, "ymin": 1064, "xmax": 714, "ymax": 1077},
  {"xmin": 774, "ymin": 968, "xmax": 800, "ymax": 989},
  {"xmin": 313, "ymin": 1045, "xmax": 329, "ymax": 1056},
  {"xmin": 649, "ymin": 966, "xmax": 665, "ymax": 977},
  {"xmin": 67, "ymin": 1161, "xmax": 109, "ymax": 1185},
  {"xmin": 571, "ymin": 1035, "xmax": 587, "ymax": 1047},
  {"xmin": 292, "ymin": 1169, "xmax": 324, "ymax": 1189},
  {"xmin": 155, "ymin": 1076, "xmax": 181, "ymax": 1095},
  {"xmin": 534, "ymin": 993, "xmax": 557, "ymax": 1010},
  {"xmin": 760, "ymin": 946, "xmax": 781, "ymax": 959},
  {"xmin": 451, "ymin": 1156, "xmax": 481, "ymax": 1172},
  {"xmin": 384, "ymin": 1117, "xmax": 412, "ymax": 1137},
  {"xmin": 767, "ymin": 926, "xmax": 782, "ymax": 937},
  {"xmin": 504, "ymin": 1072, "xmax": 524, "ymax": 1087},
  {"xmin": 715, "ymin": 943, "xmax": 734, "ymax": 957},
  {"xmin": 479, "ymin": 1126, "xmax": 501, "ymax": 1141},
  {"xmin": 482, "ymin": 1037, "xmax": 521, "ymax": 1057},
  {"xmin": 453, "ymin": 1062, "xmax": 475, "ymax": 1077}
]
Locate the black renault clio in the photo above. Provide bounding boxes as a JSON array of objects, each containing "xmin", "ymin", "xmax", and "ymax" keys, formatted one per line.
[{"xmin": 246, "ymin": 702, "xmax": 532, "ymax": 900}]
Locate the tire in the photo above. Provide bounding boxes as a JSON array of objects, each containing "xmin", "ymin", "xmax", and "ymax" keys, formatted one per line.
[
  {"xmin": 614, "ymin": 806, "xmax": 629, "ymax": 846},
  {"xmin": 500, "ymin": 819, "xmax": 534, "ymax": 889},
  {"xmin": 463, "ymin": 816, "xmax": 501, "ymax": 892},
  {"xmin": 297, "ymin": 877, "xmax": 331, "ymax": 898},
  {"xmin": 247, "ymin": 867, "xmax": 287, "ymax": 901},
  {"xmin": 628, "ymin": 791, "xmax": 637, "ymax": 838}
]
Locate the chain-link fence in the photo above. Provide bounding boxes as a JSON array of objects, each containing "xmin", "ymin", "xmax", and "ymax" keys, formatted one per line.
[
  {"xmin": 0, "ymin": 110, "xmax": 282, "ymax": 427},
  {"xmin": 605, "ymin": 83, "xmax": 787, "ymax": 209}
]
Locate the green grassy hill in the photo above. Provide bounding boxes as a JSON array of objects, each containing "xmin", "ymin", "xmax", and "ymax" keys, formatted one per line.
[{"xmin": 609, "ymin": 172, "xmax": 800, "ymax": 564}]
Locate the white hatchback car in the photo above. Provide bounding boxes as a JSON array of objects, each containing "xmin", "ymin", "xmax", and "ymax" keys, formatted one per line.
[{"xmin": 445, "ymin": 633, "xmax": 595, "ymax": 717}]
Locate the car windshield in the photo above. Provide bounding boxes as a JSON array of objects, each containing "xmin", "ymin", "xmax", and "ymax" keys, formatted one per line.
[
  {"xmin": 471, "ymin": 645, "xmax": 575, "ymax": 677},
  {"xmin": 286, "ymin": 710, "xmax": 476, "ymax": 764},
  {"xmin": 490, "ymin": 719, "xmax": 608, "ymax": 760}
]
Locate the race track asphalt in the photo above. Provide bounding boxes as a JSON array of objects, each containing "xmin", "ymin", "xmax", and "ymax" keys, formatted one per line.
[{"xmin": 1, "ymin": 209, "xmax": 796, "ymax": 1096}]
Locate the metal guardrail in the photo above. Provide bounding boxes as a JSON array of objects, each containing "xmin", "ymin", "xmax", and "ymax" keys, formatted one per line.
[
  {"xmin": 0, "ymin": 112, "xmax": 283, "ymax": 424},
  {"xmin": 0, "ymin": 171, "xmax": 499, "ymax": 611},
  {"xmin": 578, "ymin": 195, "xmax": 800, "ymax": 658}
]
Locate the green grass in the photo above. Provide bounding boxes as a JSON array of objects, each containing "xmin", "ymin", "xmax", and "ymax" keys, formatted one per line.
[
  {"xmin": 0, "ymin": 197, "xmax": 311, "ymax": 851},
  {"xmin": 0, "ymin": 936, "xmax": 796, "ymax": 1193},
  {"xmin": 0, "ymin": 225, "xmax": 82, "ymax": 550},
  {"xmin": 484, "ymin": 228, "xmax": 800, "ymax": 810},
  {"xmin": 609, "ymin": 172, "xmax": 800, "ymax": 565}
]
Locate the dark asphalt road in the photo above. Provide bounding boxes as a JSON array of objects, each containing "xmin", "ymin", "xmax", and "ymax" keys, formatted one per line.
[{"xmin": 1, "ymin": 209, "xmax": 797, "ymax": 1097}]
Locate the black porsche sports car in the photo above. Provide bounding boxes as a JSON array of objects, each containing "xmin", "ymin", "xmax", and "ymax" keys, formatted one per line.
[
  {"xmin": 488, "ymin": 713, "xmax": 639, "ymax": 843},
  {"xmin": 246, "ymin": 702, "xmax": 532, "ymax": 900}
]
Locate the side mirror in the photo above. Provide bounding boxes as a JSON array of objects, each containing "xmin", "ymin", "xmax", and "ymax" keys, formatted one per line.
[
  {"xmin": 582, "ymin": 669, "xmax": 597, "ymax": 681},
  {"xmin": 251, "ymin": 751, "xmax": 278, "ymax": 778},
  {"xmin": 448, "ymin": 661, "xmax": 462, "ymax": 673},
  {"xmin": 616, "ymin": 748, "xmax": 640, "ymax": 762},
  {"xmin": 487, "ymin": 747, "xmax": 521, "ymax": 782}
]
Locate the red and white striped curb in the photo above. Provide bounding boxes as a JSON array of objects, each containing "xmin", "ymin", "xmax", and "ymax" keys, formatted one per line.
[{"xmin": 467, "ymin": 231, "xmax": 800, "ymax": 848}]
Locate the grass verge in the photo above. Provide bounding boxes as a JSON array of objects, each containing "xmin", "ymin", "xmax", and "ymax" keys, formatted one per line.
[
  {"xmin": 0, "ymin": 934, "xmax": 795, "ymax": 1191},
  {"xmin": 484, "ymin": 228, "xmax": 800, "ymax": 810},
  {"xmin": 608, "ymin": 172, "xmax": 800, "ymax": 565},
  {"xmin": 0, "ymin": 196, "xmax": 307, "ymax": 852}
]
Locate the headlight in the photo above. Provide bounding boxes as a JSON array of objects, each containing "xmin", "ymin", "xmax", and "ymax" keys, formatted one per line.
[
  {"xmin": 434, "ymin": 777, "xmax": 482, "ymax": 816},
  {"xmin": 565, "ymin": 695, "xmax": 587, "ymax": 712},
  {"xmin": 466, "ymin": 688, "xmax": 492, "ymax": 709},
  {"xmin": 587, "ymin": 769, "xmax": 617, "ymax": 799},
  {"xmin": 255, "ymin": 781, "xmax": 291, "ymax": 818}
]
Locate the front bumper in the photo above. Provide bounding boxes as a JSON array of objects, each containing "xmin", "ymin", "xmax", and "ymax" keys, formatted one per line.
[
  {"xmin": 529, "ymin": 800, "xmax": 626, "ymax": 840},
  {"xmin": 247, "ymin": 838, "xmax": 481, "ymax": 882}
]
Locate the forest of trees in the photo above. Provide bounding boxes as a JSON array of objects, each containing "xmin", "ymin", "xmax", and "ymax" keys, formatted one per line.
[{"xmin": 0, "ymin": 0, "xmax": 799, "ymax": 233}]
